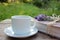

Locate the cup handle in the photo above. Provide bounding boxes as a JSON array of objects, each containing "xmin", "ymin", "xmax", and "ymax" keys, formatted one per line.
[{"xmin": 30, "ymin": 17, "xmax": 36, "ymax": 28}]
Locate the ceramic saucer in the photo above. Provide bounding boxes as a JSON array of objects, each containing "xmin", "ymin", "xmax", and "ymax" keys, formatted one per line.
[{"xmin": 4, "ymin": 27, "xmax": 38, "ymax": 38}]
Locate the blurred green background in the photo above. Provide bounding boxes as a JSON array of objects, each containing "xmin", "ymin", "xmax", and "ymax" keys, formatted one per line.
[{"xmin": 0, "ymin": 0, "xmax": 60, "ymax": 21}]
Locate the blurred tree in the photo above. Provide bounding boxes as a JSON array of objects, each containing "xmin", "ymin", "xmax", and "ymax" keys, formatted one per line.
[
  {"xmin": 0, "ymin": 0, "xmax": 19, "ymax": 3},
  {"xmin": 22, "ymin": 0, "xmax": 50, "ymax": 8},
  {"xmin": 7, "ymin": 0, "xmax": 19, "ymax": 3},
  {"xmin": 0, "ymin": 0, "xmax": 7, "ymax": 2},
  {"xmin": 33, "ymin": 0, "xmax": 50, "ymax": 8},
  {"xmin": 23, "ymin": 0, "xmax": 33, "ymax": 3}
]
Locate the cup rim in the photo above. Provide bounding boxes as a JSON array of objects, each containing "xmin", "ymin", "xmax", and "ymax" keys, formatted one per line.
[{"xmin": 11, "ymin": 15, "xmax": 32, "ymax": 19}]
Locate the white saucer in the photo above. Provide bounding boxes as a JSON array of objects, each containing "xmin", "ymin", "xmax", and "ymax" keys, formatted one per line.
[{"xmin": 4, "ymin": 27, "xmax": 38, "ymax": 38}]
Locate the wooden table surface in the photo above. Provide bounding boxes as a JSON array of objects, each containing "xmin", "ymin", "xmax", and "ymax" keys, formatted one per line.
[{"xmin": 0, "ymin": 19, "xmax": 59, "ymax": 40}]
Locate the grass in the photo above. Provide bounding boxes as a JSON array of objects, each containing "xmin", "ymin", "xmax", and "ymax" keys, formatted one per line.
[{"xmin": 0, "ymin": 2, "xmax": 60, "ymax": 21}]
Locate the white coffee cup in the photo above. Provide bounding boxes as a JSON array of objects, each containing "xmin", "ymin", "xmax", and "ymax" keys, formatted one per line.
[{"xmin": 11, "ymin": 15, "xmax": 36, "ymax": 34}]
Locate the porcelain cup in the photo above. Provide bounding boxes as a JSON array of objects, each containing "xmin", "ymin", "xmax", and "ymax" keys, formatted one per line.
[{"xmin": 11, "ymin": 15, "xmax": 36, "ymax": 34}]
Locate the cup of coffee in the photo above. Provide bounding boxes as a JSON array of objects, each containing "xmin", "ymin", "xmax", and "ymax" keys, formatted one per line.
[{"xmin": 11, "ymin": 15, "xmax": 36, "ymax": 34}]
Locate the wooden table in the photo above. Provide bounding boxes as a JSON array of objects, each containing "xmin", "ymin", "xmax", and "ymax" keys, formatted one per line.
[{"xmin": 0, "ymin": 19, "xmax": 59, "ymax": 40}]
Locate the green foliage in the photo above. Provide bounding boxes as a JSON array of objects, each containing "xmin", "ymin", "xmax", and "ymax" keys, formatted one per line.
[
  {"xmin": 0, "ymin": 0, "xmax": 60, "ymax": 21},
  {"xmin": 22, "ymin": 0, "xmax": 50, "ymax": 8},
  {"xmin": 22, "ymin": 0, "xmax": 60, "ymax": 8},
  {"xmin": 33, "ymin": 0, "xmax": 50, "ymax": 7},
  {"xmin": 0, "ymin": 3, "xmax": 40, "ymax": 21}
]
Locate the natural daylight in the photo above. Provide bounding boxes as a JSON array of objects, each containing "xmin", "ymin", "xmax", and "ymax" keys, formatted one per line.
[{"xmin": 0, "ymin": 0, "xmax": 60, "ymax": 40}]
